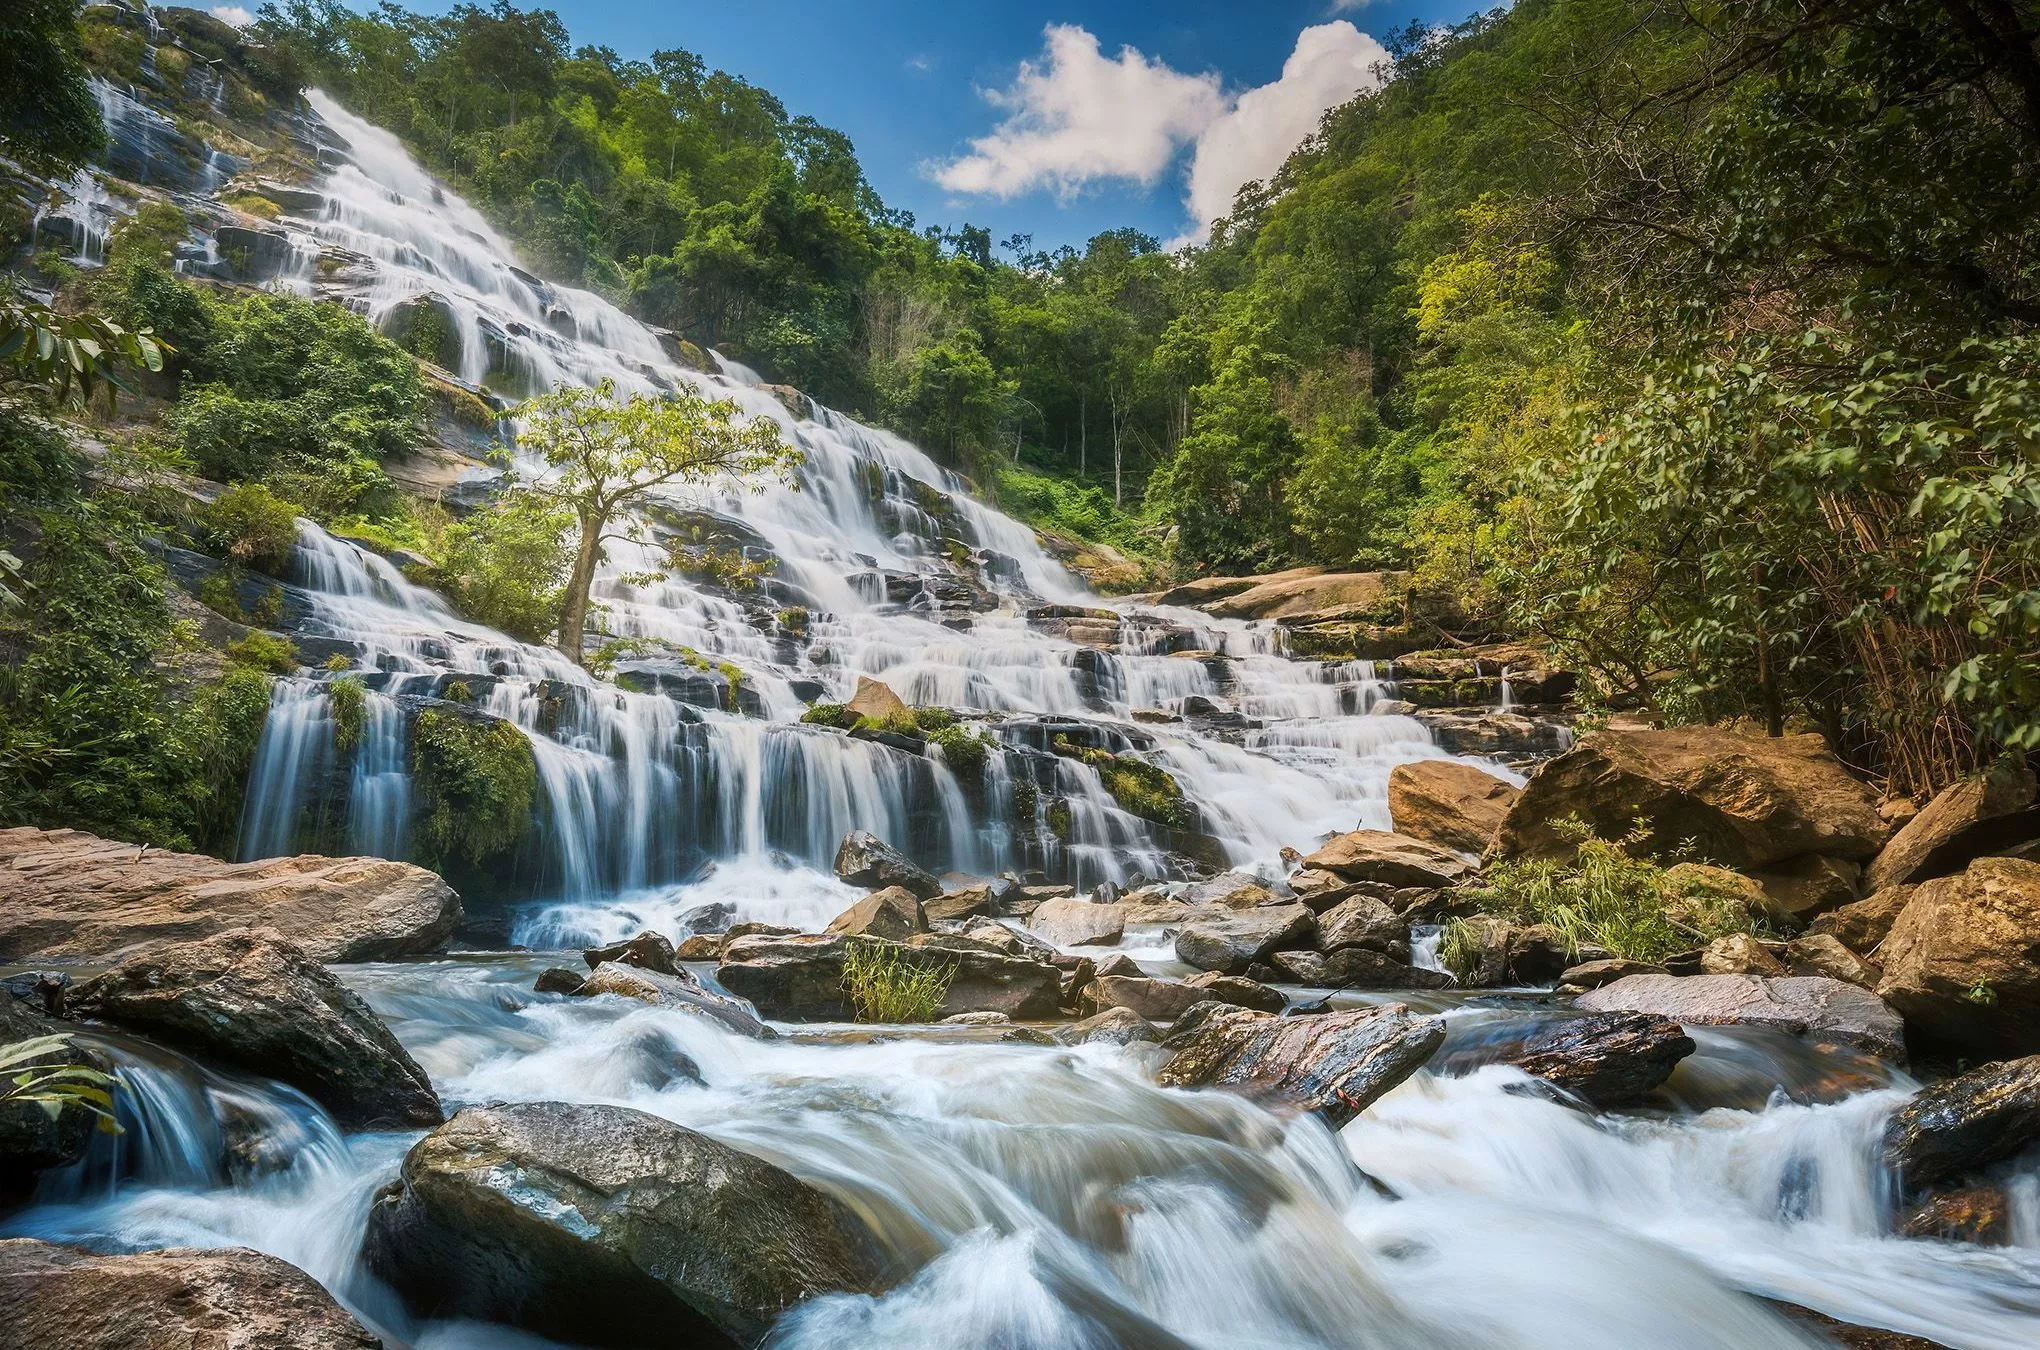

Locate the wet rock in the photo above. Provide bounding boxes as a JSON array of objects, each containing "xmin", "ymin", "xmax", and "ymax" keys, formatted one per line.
[
  {"xmin": 1311, "ymin": 948, "xmax": 1455, "ymax": 991},
  {"xmin": 825, "ymin": 886, "xmax": 928, "ymax": 940},
  {"xmin": 1783, "ymin": 933, "xmax": 1879, "ymax": 989},
  {"xmin": 1301, "ymin": 830, "xmax": 1474, "ymax": 890},
  {"xmin": 1388, "ymin": 760, "xmax": 1520, "ymax": 856},
  {"xmin": 924, "ymin": 885, "xmax": 998, "ymax": 924},
  {"xmin": 1772, "ymin": 1302, "xmax": 1953, "ymax": 1350},
  {"xmin": 718, "ymin": 933, "xmax": 1063, "ymax": 1021},
  {"xmin": 533, "ymin": 967, "xmax": 586, "ymax": 995},
  {"xmin": 0, "ymin": 826, "xmax": 461, "ymax": 963},
  {"xmin": 1700, "ymin": 933, "xmax": 1787, "ymax": 977},
  {"xmin": 1866, "ymin": 763, "xmax": 2039, "ymax": 894},
  {"xmin": 1808, "ymin": 886, "xmax": 1915, "ymax": 955},
  {"xmin": 1089, "ymin": 975, "xmax": 1207, "ymax": 1023},
  {"xmin": 1882, "ymin": 1056, "xmax": 2040, "ymax": 1193},
  {"xmin": 1174, "ymin": 904, "xmax": 1317, "ymax": 974},
  {"xmin": 363, "ymin": 1102, "xmax": 893, "ymax": 1349},
  {"xmin": 1287, "ymin": 868, "xmax": 1394, "ymax": 913},
  {"xmin": 1029, "ymin": 899, "xmax": 1125, "ymax": 948},
  {"xmin": 1121, "ymin": 897, "xmax": 1195, "ymax": 924},
  {"xmin": 724, "ymin": 921, "xmax": 801, "ymax": 942},
  {"xmin": 1315, "ymin": 892, "xmax": 1406, "ymax": 953},
  {"xmin": 676, "ymin": 934, "xmax": 724, "ymax": 961},
  {"xmin": 73, "ymin": 929, "xmax": 439, "ymax": 1130},
  {"xmin": 1180, "ymin": 872, "xmax": 1281, "ymax": 908},
  {"xmin": 583, "ymin": 930, "xmax": 679, "ymax": 975},
  {"xmin": 952, "ymin": 917, "xmax": 1059, "ymax": 963},
  {"xmin": 1504, "ymin": 1011, "xmax": 1695, "ymax": 1108},
  {"xmin": 1184, "ymin": 971, "xmax": 1287, "ymax": 1013},
  {"xmin": 1492, "ymin": 727, "xmax": 1888, "ymax": 870},
  {"xmin": 0, "ymin": 1239, "xmax": 382, "ymax": 1349},
  {"xmin": 213, "ymin": 224, "xmax": 297, "ymax": 281},
  {"xmin": 1447, "ymin": 917, "xmax": 1573, "ymax": 987},
  {"xmin": 1053, "ymin": 1006, "xmax": 1160, "ymax": 1046},
  {"xmin": 576, "ymin": 963, "xmax": 769, "ymax": 1038},
  {"xmin": 832, "ymin": 830, "xmax": 943, "ymax": 900},
  {"xmin": 1897, "ymin": 1185, "xmax": 2011, "ymax": 1245},
  {"xmin": 1557, "ymin": 958, "xmax": 1668, "ymax": 991},
  {"xmin": 1875, "ymin": 859, "xmax": 2040, "ymax": 1055},
  {"xmin": 939, "ymin": 1011, "xmax": 1011, "ymax": 1026},
  {"xmin": 1576, "ymin": 973, "xmax": 1906, "ymax": 1060},
  {"xmin": 679, "ymin": 901, "xmax": 736, "ymax": 935},
  {"xmin": 1751, "ymin": 854, "xmax": 1862, "ymax": 923},
  {"xmin": 1155, "ymin": 1003, "xmax": 1446, "ymax": 1128},
  {"xmin": 845, "ymin": 675, "xmax": 909, "ymax": 723}
]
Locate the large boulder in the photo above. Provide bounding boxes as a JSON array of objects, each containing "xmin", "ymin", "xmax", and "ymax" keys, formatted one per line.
[
  {"xmin": 364, "ymin": 1102, "xmax": 893, "ymax": 1349},
  {"xmin": 0, "ymin": 1240, "xmax": 382, "ymax": 1349},
  {"xmin": 1865, "ymin": 763, "xmax": 2039, "ymax": 894},
  {"xmin": 1388, "ymin": 761, "xmax": 1520, "ymax": 856},
  {"xmin": 1883, "ymin": 1056, "xmax": 2040, "ymax": 1194},
  {"xmin": 844, "ymin": 675, "xmax": 909, "ymax": 724},
  {"xmin": 1875, "ymin": 858, "xmax": 2040, "ymax": 1055},
  {"xmin": 1183, "ymin": 971, "xmax": 1287, "ymax": 1014},
  {"xmin": 1174, "ymin": 904, "xmax": 1317, "ymax": 974},
  {"xmin": 583, "ymin": 930, "xmax": 679, "ymax": 975},
  {"xmin": 1808, "ymin": 886, "xmax": 1915, "ymax": 955},
  {"xmin": 576, "ymin": 963, "xmax": 769, "ymax": 1038},
  {"xmin": 1499, "ymin": 1012, "xmax": 1695, "ymax": 1108},
  {"xmin": 831, "ymin": 831, "xmax": 942, "ymax": 900},
  {"xmin": 824, "ymin": 886, "xmax": 928, "ymax": 940},
  {"xmin": 1491, "ymin": 728, "xmax": 1887, "ymax": 870},
  {"xmin": 1028, "ymin": 899, "xmax": 1125, "ymax": 948},
  {"xmin": 71, "ymin": 929, "xmax": 441, "ymax": 1129},
  {"xmin": 1576, "ymin": 972, "xmax": 1906, "ymax": 1060},
  {"xmin": 1315, "ymin": 892, "xmax": 1406, "ymax": 953},
  {"xmin": 0, "ymin": 826, "xmax": 461, "ymax": 963},
  {"xmin": 1300, "ymin": 831, "xmax": 1473, "ymax": 890},
  {"xmin": 1155, "ymin": 1003, "xmax": 1445, "ymax": 1128},
  {"xmin": 1088, "ymin": 975, "xmax": 1207, "ymax": 1023},
  {"xmin": 718, "ymin": 933, "xmax": 1062, "ymax": 1021}
]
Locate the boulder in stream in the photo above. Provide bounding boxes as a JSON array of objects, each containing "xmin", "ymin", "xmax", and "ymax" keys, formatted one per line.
[
  {"xmin": 1576, "ymin": 972, "xmax": 1906, "ymax": 1061},
  {"xmin": 1300, "ymin": 830, "xmax": 1474, "ymax": 889},
  {"xmin": 832, "ymin": 830, "xmax": 943, "ymax": 900},
  {"xmin": 1315, "ymin": 892, "xmax": 1407, "ymax": 953},
  {"xmin": 1174, "ymin": 904, "xmax": 1317, "ymax": 974},
  {"xmin": 363, "ymin": 1102, "xmax": 894, "ymax": 1349},
  {"xmin": 1875, "ymin": 858, "xmax": 2040, "ymax": 1055},
  {"xmin": 576, "ymin": 962, "xmax": 770, "ymax": 1038},
  {"xmin": 72, "ymin": 929, "xmax": 441, "ymax": 1129},
  {"xmin": 825, "ymin": 886, "xmax": 928, "ymax": 940},
  {"xmin": 1029, "ymin": 898, "xmax": 1126, "ymax": 948},
  {"xmin": 1088, "ymin": 975, "xmax": 1207, "ymax": 1023},
  {"xmin": 718, "ymin": 933, "xmax": 1063, "ymax": 1020},
  {"xmin": 582, "ymin": 929, "xmax": 679, "ymax": 975},
  {"xmin": 0, "ymin": 1239, "xmax": 383, "ymax": 1349},
  {"xmin": 0, "ymin": 826, "xmax": 461, "ymax": 963},
  {"xmin": 1882, "ymin": 1055, "xmax": 2040, "ymax": 1194},
  {"xmin": 1502, "ymin": 1011, "xmax": 1695, "ymax": 1108},
  {"xmin": 1054, "ymin": 1006, "xmax": 1161, "ymax": 1046},
  {"xmin": 1156, "ymin": 1003, "xmax": 1446, "ymax": 1128},
  {"xmin": 1387, "ymin": 760, "xmax": 1519, "ymax": 856}
]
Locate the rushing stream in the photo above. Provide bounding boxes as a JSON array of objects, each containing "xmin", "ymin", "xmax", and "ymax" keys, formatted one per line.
[{"xmin": 10, "ymin": 73, "xmax": 2040, "ymax": 1350}]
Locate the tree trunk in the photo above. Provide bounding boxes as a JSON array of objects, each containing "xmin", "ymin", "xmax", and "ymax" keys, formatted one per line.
[{"xmin": 556, "ymin": 510, "xmax": 605, "ymax": 666}]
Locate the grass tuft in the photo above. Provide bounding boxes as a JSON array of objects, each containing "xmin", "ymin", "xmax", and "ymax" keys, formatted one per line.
[{"xmin": 841, "ymin": 940, "xmax": 954, "ymax": 1023}]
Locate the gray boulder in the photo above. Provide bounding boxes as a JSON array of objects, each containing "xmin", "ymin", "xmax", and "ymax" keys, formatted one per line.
[
  {"xmin": 832, "ymin": 831, "xmax": 942, "ymax": 900},
  {"xmin": 1089, "ymin": 975, "xmax": 1206, "ymax": 1023},
  {"xmin": 583, "ymin": 930, "xmax": 679, "ymax": 975},
  {"xmin": 576, "ymin": 963, "xmax": 770, "ymax": 1038},
  {"xmin": 1576, "ymin": 972, "xmax": 1906, "ymax": 1060},
  {"xmin": 718, "ymin": 933, "xmax": 1062, "ymax": 1021},
  {"xmin": 1053, "ymin": 1006, "xmax": 1161, "ymax": 1046},
  {"xmin": 1029, "ymin": 899, "xmax": 1126, "ymax": 947},
  {"xmin": 1155, "ymin": 1003, "xmax": 1445, "ymax": 1128},
  {"xmin": 1315, "ymin": 892, "xmax": 1406, "ymax": 953},
  {"xmin": 1502, "ymin": 1012, "xmax": 1694, "ymax": 1108},
  {"xmin": 1175, "ymin": 904, "xmax": 1317, "ymax": 974}
]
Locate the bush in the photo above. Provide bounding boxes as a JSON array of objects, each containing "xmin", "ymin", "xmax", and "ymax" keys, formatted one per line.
[
  {"xmin": 840, "ymin": 940, "xmax": 954, "ymax": 1023},
  {"xmin": 187, "ymin": 666, "xmax": 273, "ymax": 854},
  {"xmin": 224, "ymin": 631, "xmax": 297, "ymax": 674},
  {"xmin": 197, "ymin": 483, "xmax": 300, "ymax": 575},
  {"xmin": 328, "ymin": 675, "xmax": 366, "ymax": 753},
  {"xmin": 800, "ymin": 702, "xmax": 858, "ymax": 729},
  {"xmin": 435, "ymin": 491, "xmax": 570, "ymax": 643},
  {"xmin": 928, "ymin": 723, "xmax": 989, "ymax": 781},
  {"xmin": 411, "ymin": 708, "xmax": 537, "ymax": 868}
]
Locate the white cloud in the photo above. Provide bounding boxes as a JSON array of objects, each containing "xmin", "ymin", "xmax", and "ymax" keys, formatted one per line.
[
  {"xmin": 1330, "ymin": 0, "xmax": 1384, "ymax": 10},
  {"xmin": 932, "ymin": 25, "xmax": 1226, "ymax": 200},
  {"xmin": 1181, "ymin": 22, "xmax": 1389, "ymax": 240},
  {"xmin": 906, "ymin": 54, "xmax": 933, "ymax": 73},
  {"xmin": 211, "ymin": 4, "xmax": 255, "ymax": 26}
]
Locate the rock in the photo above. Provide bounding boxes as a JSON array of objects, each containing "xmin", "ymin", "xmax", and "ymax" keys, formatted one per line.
[
  {"xmin": 952, "ymin": 917, "xmax": 1058, "ymax": 962},
  {"xmin": 1783, "ymin": 933, "xmax": 1879, "ymax": 988},
  {"xmin": 1180, "ymin": 872, "xmax": 1281, "ymax": 908},
  {"xmin": 1751, "ymin": 854, "xmax": 1861, "ymax": 922},
  {"xmin": 364, "ymin": 1102, "xmax": 892, "ymax": 1349},
  {"xmin": 1866, "ymin": 763, "xmax": 2039, "ymax": 893},
  {"xmin": 831, "ymin": 831, "xmax": 942, "ymax": 900},
  {"xmin": 577, "ymin": 963, "xmax": 769, "ymax": 1038},
  {"xmin": 1317, "ymin": 947, "xmax": 1455, "ymax": 990},
  {"xmin": 1875, "ymin": 858, "xmax": 2040, "ymax": 1055},
  {"xmin": 0, "ymin": 826, "xmax": 461, "ymax": 963},
  {"xmin": 1557, "ymin": 958, "xmax": 1668, "ymax": 990},
  {"xmin": 1492, "ymin": 727, "xmax": 1888, "ymax": 870},
  {"xmin": 924, "ymin": 885, "xmax": 997, "ymax": 924},
  {"xmin": 1121, "ymin": 898, "xmax": 1195, "ymax": 924},
  {"xmin": 1088, "ymin": 975, "xmax": 1207, "ymax": 1023},
  {"xmin": 1053, "ymin": 1006, "xmax": 1160, "ymax": 1046},
  {"xmin": 1576, "ymin": 973, "xmax": 1906, "ymax": 1060},
  {"xmin": 72, "ymin": 929, "xmax": 441, "ymax": 1129},
  {"xmin": 718, "ymin": 933, "xmax": 1063, "ymax": 1021},
  {"xmin": 1388, "ymin": 761, "xmax": 1520, "ymax": 856},
  {"xmin": 1183, "ymin": 971, "xmax": 1287, "ymax": 1013},
  {"xmin": 1503, "ymin": 1012, "xmax": 1695, "ymax": 1108},
  {"xmin": 582, "ymin": 930, "xmax": 679, "ymax": 975},
  {"xmin": 1028, "ymin": 899, "xmax": 1125, "ymax": 948},
  {"xmin": 1446, "ymin": 917, "xmax": 1573, "ymax": 987},
  {"xmin": 724, "ymin": 921, "xmax": 801, "ymax": 942},
  {"xmin": 845, "ymin": 675, "xmax": 909, "ymax": 724},
  {"xmin": 677, "ymin": 934, "xmax": 724, "ymax": 961},
  {"xmin": 1263, "ymin": 950, "xmax": 1328, "ymax": 984},
  {"xmin": 1093, "ymin": 953, "xmax": 1144, "ymax": 978},
  {"xmin": 1315, "ymin": 892, "xmax": 1406, "ymax": 953},
  {"xmin": 533, "ymin": 967, "xmax": 586, "ymax": 995},
  {"xmin": 1301, "ymin": 831, "xmax": 1474, "ymax": 889},
  {"xmin": 824, "ymin": 886, "xmax": 928, "ymax": 940},
  {"xmin": 679, "ymin": 901, "xmax": 736, "ymax": 935},
  {"xmin": 1882, "ymin": 1056, "xmax": 2040, "ymax": 1193},
  {"xmin": 1155, "ymin": 1003, "xmax": 1445, "ymax": 1128},
  {"xmin": 1897, "ymin": 1185, "xmax": 2011, "ymax": 1245},
  {"xmin": 940, "ymin": 1011, "xmax": 1011, "ymax": 1026},
  {"xmin": 1174, "ymin": 904, "xmax": 1317, "ymax": 974},
  {"xmin": 1808, "ymin": 886, "xmax": 1915, "ymax": 954},
  {"xmin": 0, "ymin": 1240, "xmax": 382, "ymax": 1349},
  {"xmin": 1700, "ymin": 933, "xmax": 1787, "ymax": 977}
]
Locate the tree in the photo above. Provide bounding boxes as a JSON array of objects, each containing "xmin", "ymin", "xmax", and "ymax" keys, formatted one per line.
[
  {"xmin": 513, "ymin": 380, "xmax": 799, "ymax": 664},
  {"xmin": 0, "ymin": 0, "xmax": 104, "ymax": 178}
]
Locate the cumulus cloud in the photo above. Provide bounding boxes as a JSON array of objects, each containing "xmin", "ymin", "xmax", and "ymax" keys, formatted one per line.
[
  {"xmin": 211, "ymin": 4, "xmax": 255, "ymax": 26},
  {"xmin": 1182, "ymin": 22, "xmax": 1389, "ymax": 239},
  {"xmin": 932, "ymin": 25, "xmax": 1225, "ymax": 199}
]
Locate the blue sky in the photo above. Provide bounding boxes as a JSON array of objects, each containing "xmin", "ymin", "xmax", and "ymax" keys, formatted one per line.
[{"xmin": 299, "ymin": 1, "xmax": 1490, "ymax": 251}]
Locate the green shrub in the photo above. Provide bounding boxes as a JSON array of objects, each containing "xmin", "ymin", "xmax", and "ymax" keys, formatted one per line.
[
  {"xmin": 197, "ymin": 483, "xmax": 300, "ymax": 575},
  {"xmin": 910, "ymin": 706, "xmax": 956, "ymax": 732},
  {"xmin": 435, "ymin": 491, "xmax": 570, "ymax": 643},
  {"xmin": 840, "ymin": 940, "xmax": 954, "ymax": 1023},
  {"xmin": 411, "ymin": 708, "xmax": 537, "ymax": 868},
  {"xmin": 777, "ymin": 605, "xmax": 808, "ymax": 634},
  {"xmin": 328, "ymin": 675, "xmax": 366, "ymax": 753},
  {"xmin": 928, "ymin": 723, "xmax": 990, "ymax": 780},
  {"xmin": 187, "ymin": 666, "xmax": 273, "ymax": 854},
  {"xmin": 224, "ymin": 631, "xmax": 297, "ymax": 674},
  {"xmin": 800, "ymin": 702, "xmax": 858, "ymax": 729}
]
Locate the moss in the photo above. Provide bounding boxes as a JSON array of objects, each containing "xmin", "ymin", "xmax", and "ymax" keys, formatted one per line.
[
  {"xmin": 928, "ymin": 723, "xmax": 989, "ymax": 780},
  {"xmin": 777, "ymin": 605, "xmax": 808, "ymax": 634},
  {"xmin": 1046, "ymin": 797, "xmax": 1073, "ymax": 842},
  {"xmin": 1096, "ymin": 753, "xmax": 1192, "ymax": 830},
  {"xmin": 801, "ymin": 701, "xmax": 858, "ymax": 729},
  {"xmin": 224, "ymin": 631, "xmax": 297, "ymax": 674},
  {"xmin": 909, "ymin": 706, "xmax": 956, "ymax": 732},
  {"xmin": 443, "ymin": 679, "xmax": 472, "ymax": 703},
  {"xmin": 1011, "ymin": 777, "xmax": 1039, "ymax": 827},
  {"xmin": 226, "ymin": 193, "xmax": 281, "ymax": 221},
  {"xmin": 328, "ymin": 676, "xmax": 366, "ymax": 753},
  {"xmin": 411, "ymin": 708, "xmax": 537, "ymax": 868}
]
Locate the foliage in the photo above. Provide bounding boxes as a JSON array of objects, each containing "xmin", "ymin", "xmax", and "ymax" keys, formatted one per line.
[
  {"xmin": 1, "ymin": 286, "xmax": 166, "ymax": 410},
  {"xmin": 0, "ymin": 0, "xmax": 105, "ymax": 178},
  {"xmin": 0, "ymin": 1036, "xmax": 121, "ymax": 1135},
  {"xmin": 927, "ymin": 723, "xmax": 990, "ymax": 781},
  {"xmin": 197, "ymin": 483, "xmax": 301, "ymax": 576},
  {"xmin": 800, "ymin": 701, "xmax": 857, "ymax": 729},
  {"xmin": 327, "ymin": 675, "xmax": 366, "ymax": 753},
  {"xmin": 410, "ymin": 707, "xmax": 538, "ymax": 867},
  {"xmin": 433, "ymin": 489, "xmax": 571, "ymax": 643},
  {"xmin": 187, "ymin": 666, "xmax": 274, "ymax": 854},
  {"xmin": 224, "ymin": 631, "xmax": 298, "ymax": 675},
  {"xmin": 840, "ymin": 939, "xmax": 954, "ymax": 1023}
]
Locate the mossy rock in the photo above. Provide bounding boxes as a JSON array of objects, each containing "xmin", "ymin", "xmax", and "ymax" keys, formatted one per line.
[{"xmin": 411, "ymin": 707, "xmax": 538, "ymax": 869}]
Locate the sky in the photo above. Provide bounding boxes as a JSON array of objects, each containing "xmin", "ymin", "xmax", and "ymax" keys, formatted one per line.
[{"xmin": 243, "ymin": 1, "xmax": 1491, "ymax": 253}]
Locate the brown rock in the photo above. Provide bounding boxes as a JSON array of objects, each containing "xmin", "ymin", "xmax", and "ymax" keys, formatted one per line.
[
  {"xmin": 824, "ymin": 886, "xmax": 928, "ymax": 940},
  {"xmin": 1557, "ymin": 958, "xmax": 1668, "ymax": 990},
  {"xmin": 924, "ymin": 886, "xmax": 997, "ymax": 924},
  {"xmin": 582, "ymin": 930, "xmax": 678, "ymax": 975},
  {"xmin": 1808, "ymin": 886, "xmax": 1915, "ymax": 955},
  {"xmin": 0, "ymin": 1240, "xmax": 382, "ymax": 1348},
  {"xmin": 1883, "ymin": 1055, "xmax": 2040, "ymax": 1193},
  {"xmin": 1155, "ymin": 1003, "xmax": 1444, "ymax": 1128},
  {"xmin": 1315, "ymin": 892, "xmax": 1405, "ymax": 953},
  {"xmin": 1784, "ymin": 933, "xmax": 1879, "ymax": 989},
  {"xmin": 1700, "ymin": 933, "xmax": 1787, "ymax": 977},
  {"xmin": 1576, "ymin": 973, "xmax": 1906, "ymax": 1060},
  {"xmin": 1028, "ymin": 899, "xmax": 1125, "ymax": 948},
  {"xmin": 1093, "ymin": 953, "xmax": 1144, "ymax": 978},
  {"xmin": 1052, "ymin": 1006, "xmax": 1160, "ymax": 1046},
  {"xmin": 0, "ymin": 826, "xmax": 460, "ymax": 963},
  {"xmin": 718, "ymin": 933, "xmax": 1062, "ymax": 1021},
  {"xmin": 676, "ymin": 934, "xmax": 724, "ymax": 961},
  {"xmin": 1174, "ymin": 904, "xmax": 1317, "ymax": 974},
  {"xmin": 1388, "ymin": 760, "xmax": 1520, "ymax": 856},
  {"xmin": 1302, "ymin": 831, "xmax": 1474, "ymax": 889},
  {"xmin": 1492, "ymin": 727, "xmax": 1887, "ymax": 870},
  {"xmin": 1897, "ymin": 1185, "xmax": 2010, "ymax": 1245},
  {"xmin": 532, "ymin": 967, "xmax": 586, "ymax": 995},
  {"xmin": 1866, "ymin": 763, "xmax": 2039, "ymax": 893},
  {"xmin": 576, "ymin": 963, "xmax": 769, "ymax": 1038},
  {"xmin": 845, "ymin": 675, "xmax": 908, "ymax": 723},
  {"xmin": 1505, "ymin": 1011, "xmax": 1695, "ymax": 1108},
  {"xmin": 1183, "ymin": 971, "xmax": 1288, "ymax": 1013},
  {"xmin": 1875, "ymin": 858, "xmax": 2040, "ymax": 1055},
  {"xmin": 1088, "ymin": 975, "xmax": 1206, "ymax": 1023},
  {"xmin": 1751, "ymin": 854, "xmax": 1862, "ymax": 923}
]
